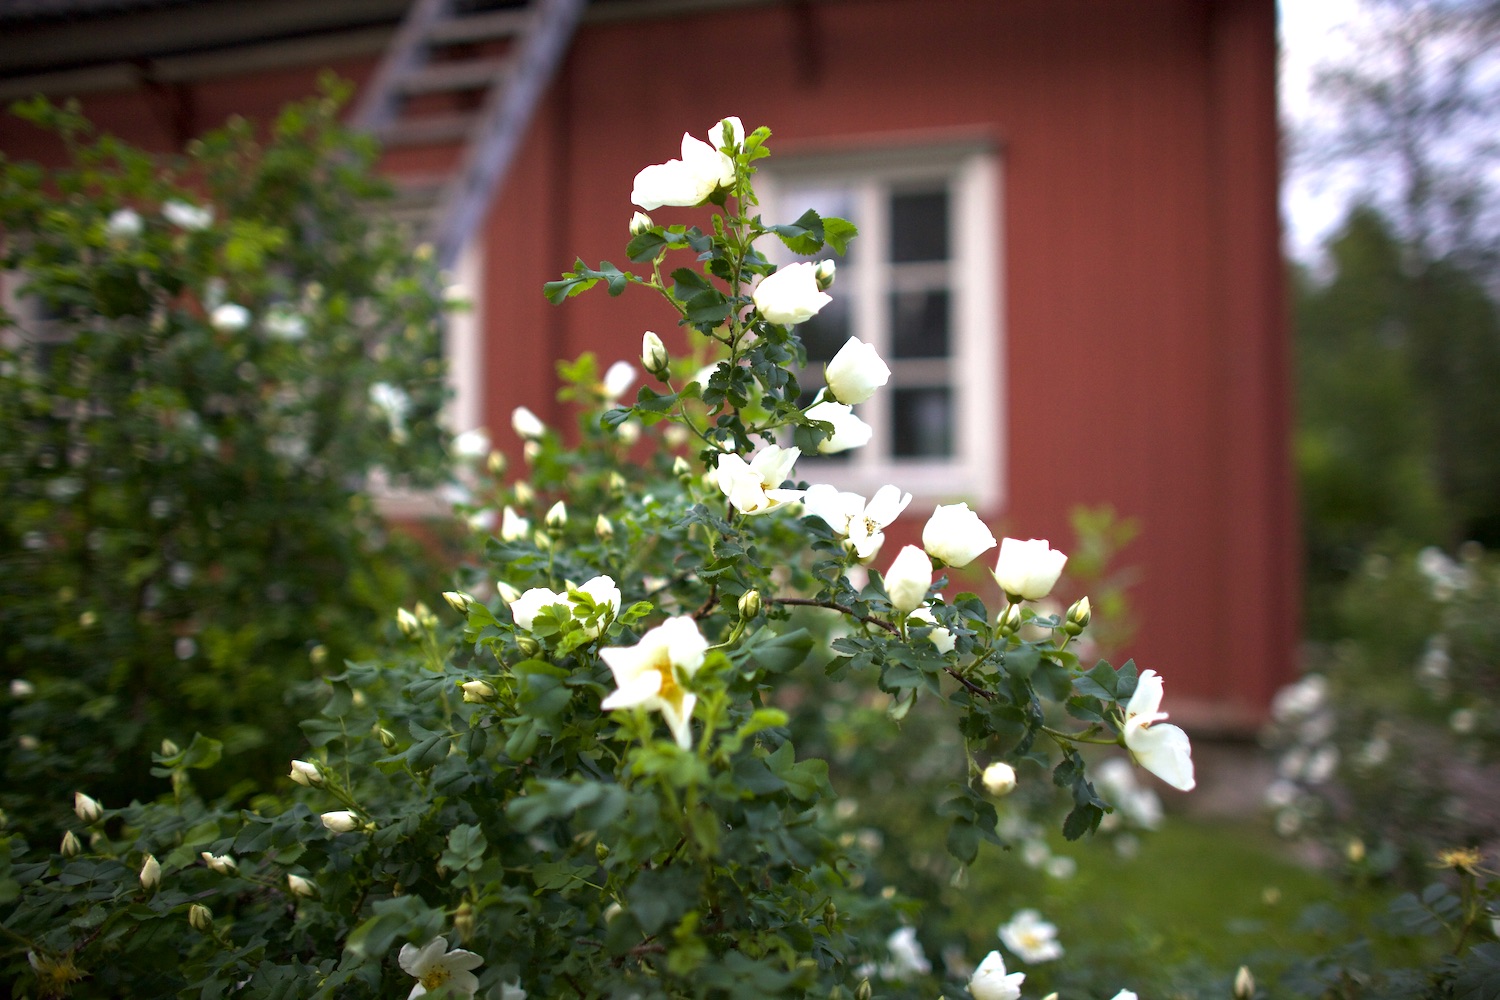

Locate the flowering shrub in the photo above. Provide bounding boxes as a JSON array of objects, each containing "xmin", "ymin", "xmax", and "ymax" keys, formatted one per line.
[
  {"xmin": 1, "ymin": 115, "xmax": 1191, "ymax": 998},
  {"xmin": 0, "ymin": 86, "xmax": 452, "ymax": 835}
]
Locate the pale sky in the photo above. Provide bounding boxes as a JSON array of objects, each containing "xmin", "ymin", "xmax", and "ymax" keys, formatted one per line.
[{"xmin": 1278, "ymin": 0, "xmax": 1366, "ymax": 260}]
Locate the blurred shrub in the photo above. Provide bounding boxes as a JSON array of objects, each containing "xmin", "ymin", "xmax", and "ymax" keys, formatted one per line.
[
  {"xmin": 1265, "ymin": 544, "xmax": 1500, "ymax": 881},
  {"xmin": 0, "ymin": 84, "xmax": 453, "ymax": 833}
]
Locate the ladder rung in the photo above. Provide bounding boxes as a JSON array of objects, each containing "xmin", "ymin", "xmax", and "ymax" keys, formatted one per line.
[
  {"xmin": 428, "ymin": 8, "xmax": 535, "ymax": 45},
  {"xmin": 394, "ymin": 57, "xmax": 512, "ymax": 95},
  {"xmin": 375, "ymin": 112, "xmax": 478, "ymax": 147}
]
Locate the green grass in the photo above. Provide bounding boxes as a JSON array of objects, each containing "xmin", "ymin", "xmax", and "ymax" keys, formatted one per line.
[{"xmin": 941, "ymin": 817, "xmax": 1422, "ymax": 998}]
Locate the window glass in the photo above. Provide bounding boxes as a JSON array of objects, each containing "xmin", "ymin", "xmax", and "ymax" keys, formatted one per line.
[
  {"xmin": 889, "ymin": 288, "xmax": 950, "ymax": 359},
  {"xmin": 891, "ymin": 386, "xmax": 954, "ymax": 458},
  {"xmin": 889, "ymin": 190, "xmax": 948, "ymax": 263}
]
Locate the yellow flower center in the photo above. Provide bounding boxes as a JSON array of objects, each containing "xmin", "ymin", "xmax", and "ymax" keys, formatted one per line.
[
  {"xmin": 420, "ymin": 967, "xmax": 452, "ymax": 990},
  {"xmin": 652, "ymin": 649, "xmax": 682, "ymax": 708}
]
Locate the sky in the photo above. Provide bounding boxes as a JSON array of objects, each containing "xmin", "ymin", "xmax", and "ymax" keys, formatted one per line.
[{"xmin": 1278, "ymin": 0, "xmax": 1367, "ymax": 260}]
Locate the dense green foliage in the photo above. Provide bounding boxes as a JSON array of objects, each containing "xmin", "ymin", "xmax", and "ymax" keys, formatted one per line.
[
  {"xmin": 0, "ymin": 87, "xmax": 453, "ymax": 832},
  {"xmin": 1296, "ymin": 206, "xmax": 1500, "ymax": 632}
]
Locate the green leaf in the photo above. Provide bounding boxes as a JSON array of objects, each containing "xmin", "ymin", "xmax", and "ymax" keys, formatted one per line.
[
  {"xmin": 742, "ymin": 628, "xmax": 814, "ymax": 675},
  {"xmin": 439, "ymin": 824, "xmax": 487, "ymax": 873},
  {"xmin": 822, "ymin": 216, "xmax": 858, "ymax": 255},
  {"xmin": 768, "ymin": 209, "xmax": 824, "ymax": 255},
  {"xmin": 343, "ymin": 896, "xmax": 445, "ymax": 963}
]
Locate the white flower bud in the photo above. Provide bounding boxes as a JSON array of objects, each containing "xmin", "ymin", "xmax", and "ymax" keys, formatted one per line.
[
  {"xmin": 160, "ymin": 738, "xmax": 180, "ymax": 757},
  {"xmin": 629, "ymin": 211, "xmax": 654, "ymax": 236},
  {"xmin": 287, "ymin": 873, "xmax": 317, "ymax": 897},
  {"xmin": 824, "ymin": 337, "xmax": 891, "ymax": 405},
  {"xmin": 374, "ymin": 724, "xmax": 397, "ymax": 749},
  {"xmin": 288, "ymin": 759, "xmax": 323, "ymax": 787},
  {"xmin": 1234, "ymin": 966, "xmax": 1255, "ymax": 1000},
  {"xmin": 139, "ymin": 854, "xmax": 161, "ymax": 891},
  {"xmin": 739, "ymin": 589, "xmax": 762, "ymax": 620},
  {"xmin": 60, "ymin": 830, "xmax": 82, "ymax": 857},
  {"xmin": 616, "ymin": 420, "xmax": 641, "ymax": 445},
  {"xmin": 513, "ymin": 481, "xmax": 535, "ymax": 506},
  {"xmin": 595, "ymin": 514, "xmax": 614, "ymax": 541},
  {"xmin": 487, "ymin": 451, "xmax": 509, "ymax": 477},
  {"xmin": 673, "ymin": 455, "xmax": 692, "ymax": 478},
  {"xmin": 189, "ymin": 903, "xmax": 213, "ymax": 932},
  {"xmin": 74, "ymin": 792, "xmax": 103, "ymax": 824},
  {"xmin": 201, "ymin": 851, "xmax": 237, "ymax": 875},
  {"xmin": 1064, "ymin": 596, "xmax": 1091, "ymax": 635},
  {"xmin": 442, "ymin": 591, "xmax": 472, "ymax": 614},
  {"xmin": 545, "ymin": 501, "xmax": 567, "ymax": 530},
  {"xmin": 884, "ymin": 545, "xmax": 933, "ymax": 613},
  {"xmin": 815, "ymin": 259, "xmax": 836, "ymax": 291},
  {"xmin": 511, "ymin": 406, "xmax": 545, "ymax": 440},
  {"xmin": 997, "ymin": 603, "xmax": 1023, "ymax": 637},
  {"xmin": 395, "ymin": 607, "xmax": 420, "ymax": 637},
  {"xmin": 608, "ymin": 471, "xmax": 627, "ymax": 496},
  {"xmin": 981, "ymin": 762, "xmax": 1018, "ymax": 797},
  {"xmin": 642, "ymin": 331, "xmax": 670, "ymax": 376},
  {"xmin": 461, "ymin": 680, "xmax": 497, "ymax": 703},
  {"xmin": 523, "ymin": 440, "xmax": 541, "ymax": 465},
  {"xmin": 10, "ymin": 678, "xmax": 34, "ymax": 698},
  {"xmin": 497, "ymin": 580, "xmax": 521, "ymax": 604},
  {"xmin": 320, "ymin": 810, "xmax": 362, "ymax": 834}
]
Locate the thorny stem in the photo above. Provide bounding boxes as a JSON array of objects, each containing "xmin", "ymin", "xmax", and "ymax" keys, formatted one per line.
[{"xmin": 772, "ymin": 597, "xmax": 897, "ymax": 634}]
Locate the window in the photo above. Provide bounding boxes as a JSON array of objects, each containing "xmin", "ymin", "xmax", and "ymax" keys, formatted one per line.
[{"xmin": 759, "ymin": 141, "xmax": 1002, "ymax": 508}]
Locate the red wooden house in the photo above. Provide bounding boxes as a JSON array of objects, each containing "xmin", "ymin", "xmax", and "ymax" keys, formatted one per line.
[{"xmin": 0, "ymin": 0, "xmax": 1294, "ymax": 731}]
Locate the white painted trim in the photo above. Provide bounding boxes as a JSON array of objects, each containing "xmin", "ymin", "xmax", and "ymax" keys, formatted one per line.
[{"xmin": 758, "ymin": 146, "xmax": 1005, "ymax": 511}]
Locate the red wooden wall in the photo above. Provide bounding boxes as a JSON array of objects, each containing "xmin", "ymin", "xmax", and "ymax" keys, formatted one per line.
[{"xmin": 1, "ymin": 0, "xmax": 1295, "ymax": 729}]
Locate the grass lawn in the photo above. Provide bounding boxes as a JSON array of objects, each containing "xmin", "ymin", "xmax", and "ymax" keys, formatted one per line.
[{"xmin": 944, "ymin": 816, "xmax": 1425, "ymax": 998}]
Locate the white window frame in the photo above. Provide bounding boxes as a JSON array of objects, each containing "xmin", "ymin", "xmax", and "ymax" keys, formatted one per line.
[{"xmin": 757, "ymin": 140, "xmax": 1004, "ymax": 510}]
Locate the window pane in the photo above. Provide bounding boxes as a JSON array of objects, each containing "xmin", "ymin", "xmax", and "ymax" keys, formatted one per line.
[
  {"xmin": 892, "ymin": 386, "xmax": 954, "ymax": 457},
  {"xmin": 889, "ymin": 288, "xmax": 949, "ymax": 359},
  {"xmin": 889, "ymin": 190, "xmax": 948, "ymax": 263},
  {"xmin": 801, "ymin": 295, "xmax": 851, "ymax": 364}
]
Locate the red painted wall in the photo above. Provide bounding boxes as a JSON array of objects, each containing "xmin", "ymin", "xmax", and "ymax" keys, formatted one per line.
[{"xmin": 1, "ymin": 0, "xmax": 1295, "ymax": 728}]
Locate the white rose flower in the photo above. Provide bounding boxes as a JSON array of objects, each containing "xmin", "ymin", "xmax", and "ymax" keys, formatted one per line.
[
  {"xmin": 500, "ymin": 506, "xmax": 530, "ymax": 542},
  {"xmin": 824, "ymin": 337, "xmax": 890, "ymax": 404},
  {"xmin": 200, "ymin": 851, "xmax": 237, "ymax": 875},
  {"xmin": 398, "ymin": 937, "xmax": 484, "ymax": 999},
  {"xmin": 969, "ymin": 950, "xmax": 1026, "ymax": 1000},
  {"xmin": 630, "ymin": 132, "xmax": 734, "ymax": 211},
  {"xmin": 713, "ymin": 446, "xmax": 803, "ymax": 515},
  {"xmin": 106, "ymin": 208, "xmax": 143, "ymax": 237},
  {"xmin": 601, "ymin": 360, "xmax": 636, "ymax": 401},
  {"xmin": 803, "ymin": 399, "xmax": 872, "ymax": 454},
  {"xmin": 922, "ymin": 502, "xmax": 997, "ymax": 568},
  {"xmin": 263, "ymin": 304, "xmax": 307, "ymax": 341},
  {"xmin": 452, "ymin": 428, "xmax": 491, "ymax": 460},
  {"xmin": 884, "ymin": 545, "xmax": 933, "ymax": 613},
  {"xmin": 509, "ymin": 587, "xmax": 565, "ymax": 631},
  {"xmin": 162, "ymin": 199, "xmax": 213, "ymax": 230},
  {"xmin": 210, "ymin": 303, "xmax": 250, "ymax": 333},
  {"xmin": 511, "ymin": 406, "xmax": 545, "ymax": 440},
  {"xmin": 998, "ymin": 908, "xmax": 1063, "ymax": 963},
  {"xmin": 802, "ymin": 483, "xmax": 911, "ymax": 563},
  {"xmin": 908, "ymin": 606, "xmax": 955, "ymax": 653},
  {"xmin": 1122, "ymin": 669, "xmax": 1196, "ymax": 791},
  {"xmin": 709, "ymin": 115, "xmax": 745, "ymax": 151},
  {"xmin": 599, "ymin": 616, "xmax": 709, "ymax": 749},
  {"xmin": 880, "ymin": 926, "xmax": 931, "ymax": 981},
  {"xmin": 1111, "ymin": 992, "xmax": 1140, "ymax": 1000},
  {"xmin": 753, "ymin": 261, "xmax": 832, "ymax": 326},
  {"xmin": 980, "ymin": 761, "xmax": 1017, "ymax": 797},
  {"xmin": 992, "ymin": 537, "xmax": 1068, "ymax": 601},
  {"xmin": 572, "ymin": 574, "xmax": 621, "ymax": 638}
]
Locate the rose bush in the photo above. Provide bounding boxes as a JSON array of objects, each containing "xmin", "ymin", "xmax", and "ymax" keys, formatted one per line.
[{"xmin": 2, "ymin": 112, "xmax": 1208, "ymax": 998}]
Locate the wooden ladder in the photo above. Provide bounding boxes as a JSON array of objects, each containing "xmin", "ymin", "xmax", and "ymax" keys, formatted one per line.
[{"xmin": 351, "ymin": 0, "xmax": 586, "ymax": 269}]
